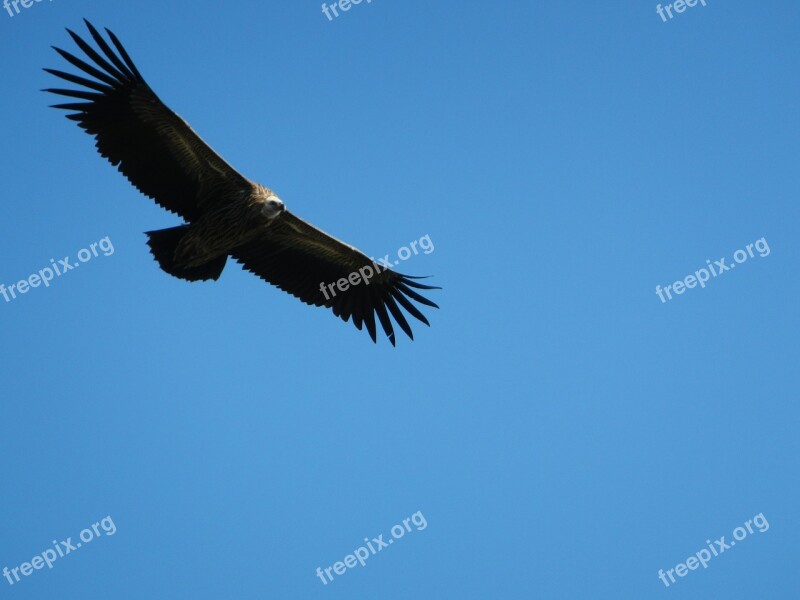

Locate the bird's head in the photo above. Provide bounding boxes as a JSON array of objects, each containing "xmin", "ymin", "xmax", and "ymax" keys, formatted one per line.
[{"xmin": 262, "ymin": 194, "xmax": 286, "ymax": 219}]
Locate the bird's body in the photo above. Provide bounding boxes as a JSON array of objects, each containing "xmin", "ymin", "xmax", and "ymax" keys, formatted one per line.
[
  {"xmin": 162, "ymin": 184, "xmax": 282, "ymax": 273},
  {"xmin": 45, "ymin": 20, "xmax": 438, "ymax": 344}
]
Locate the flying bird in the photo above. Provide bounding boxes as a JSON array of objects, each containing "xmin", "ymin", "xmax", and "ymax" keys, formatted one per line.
[{"xmin": 44, "ymin": 20, "xmax": 438, "ymax": 345}]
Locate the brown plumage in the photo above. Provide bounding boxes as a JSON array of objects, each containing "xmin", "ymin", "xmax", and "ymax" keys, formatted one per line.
[{"xmin": 44, "ymin": 20, "xmax": 438, "ymax": 345}]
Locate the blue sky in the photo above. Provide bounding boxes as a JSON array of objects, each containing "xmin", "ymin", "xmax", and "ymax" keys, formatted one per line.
[{"xmin": 0, "ymin": 1, "xmax": 798, "ymax": 598}]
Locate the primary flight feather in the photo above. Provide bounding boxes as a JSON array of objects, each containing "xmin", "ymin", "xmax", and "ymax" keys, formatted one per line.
[{"xmin": 44, "ymin": 20, "xmax": 438, "ymax": 345}]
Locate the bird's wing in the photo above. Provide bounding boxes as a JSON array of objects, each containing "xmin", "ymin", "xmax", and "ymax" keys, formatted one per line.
[
  {"xmin": 231, "ymin": 212, "xmax": 439, "ymax": 345},
  {"xmin": 44, "ymin": 20, "xmax": 250, "ymax": 222}
]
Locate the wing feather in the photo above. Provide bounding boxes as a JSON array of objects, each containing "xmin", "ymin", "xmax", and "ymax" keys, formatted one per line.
[
  {"xmin": 231, "ymin": 212, "xmax": 438, "ymax": 344},
  {"xmin": 45, "ymin": 20, "xmax": 250, "ymax": 221}
]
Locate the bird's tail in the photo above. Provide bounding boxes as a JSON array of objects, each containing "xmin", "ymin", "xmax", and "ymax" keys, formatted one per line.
[{"xmin": 145, "ymin": 225, "xmax": 227, "ymax": 282}]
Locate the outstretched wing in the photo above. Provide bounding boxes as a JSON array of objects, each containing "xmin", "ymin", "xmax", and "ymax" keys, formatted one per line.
[
  {"xmin": 231, "ymin": 212, "xmax": 439, "ymax": 345},
  {"xmin": 44, "ymin": 19, "xmax": 250, "ymax": 222}
]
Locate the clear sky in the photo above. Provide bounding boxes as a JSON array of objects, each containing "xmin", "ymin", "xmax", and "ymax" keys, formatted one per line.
[{"xmin": 0, "ymin": 1, "xmax": 798, "ymax": 598}]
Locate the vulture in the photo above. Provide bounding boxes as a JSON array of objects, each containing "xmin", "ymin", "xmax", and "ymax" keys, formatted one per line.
[{"xmin": 44, "ymin": 20, "xmax": 438, "ymax": 345}]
